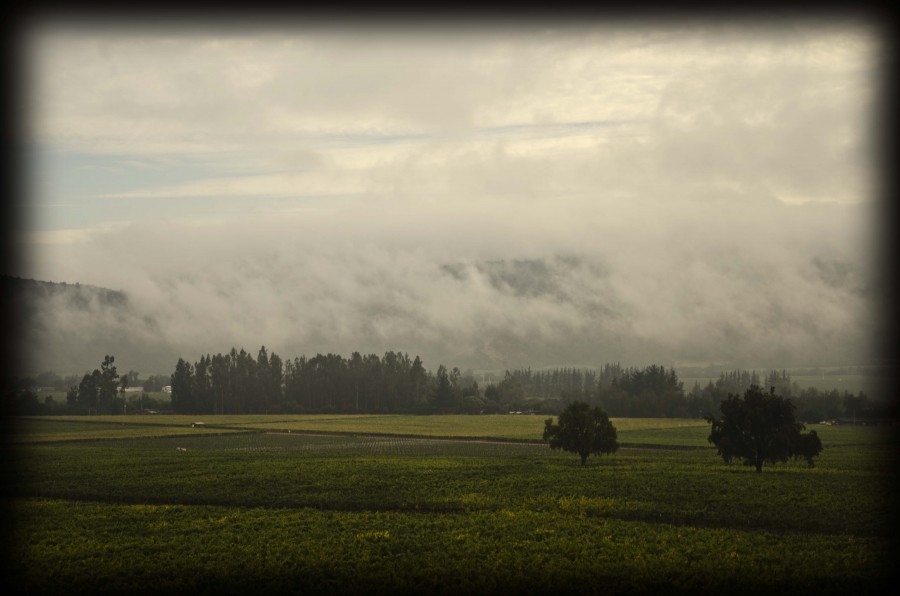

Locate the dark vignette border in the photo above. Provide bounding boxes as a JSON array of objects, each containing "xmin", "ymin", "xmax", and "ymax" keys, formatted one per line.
[{"xmin": 2, "ymin": 4, "xmax": 897, "ymax": 595}]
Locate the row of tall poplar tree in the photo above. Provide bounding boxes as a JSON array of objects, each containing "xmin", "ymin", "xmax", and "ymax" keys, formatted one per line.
[
  {"xmin": 168, "ymin": 348, "xmax": 763, "ymax": 418},
  {"xmin": 52, "ymin": 347, "xmax": 881, "ymax": 420},
  {"xmin": 168, "ymin": 347, "xmax": 883, "ymax": 419},
  {"xmin": 170, "ymin": 347, "xmax": 478, "ymax": 415}
]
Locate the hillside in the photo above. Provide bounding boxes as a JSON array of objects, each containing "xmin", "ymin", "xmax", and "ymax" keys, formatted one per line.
[{"xmin": 3, "ymin": 275, "xmax": 176, "ymax": 375}]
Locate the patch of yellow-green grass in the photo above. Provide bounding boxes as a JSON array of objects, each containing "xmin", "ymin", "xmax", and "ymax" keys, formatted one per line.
[
  {"xmin": 9, "ymin": 418, "xmax": 252, "ymax": 443},
  {"xmin": 229, "ymin": 414, "xmax": 547, "ymax": 439},
  {"xmin": 17, "ymin": 415, "xmax": 719, "ymax": 445},
  {"xmin": 230, "ymin": 415, "xmax": 714, "ymax": 441}
]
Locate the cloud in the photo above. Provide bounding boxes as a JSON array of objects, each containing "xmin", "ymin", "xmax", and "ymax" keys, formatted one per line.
[
  {"xmin": 18, "ymin": 21, "xmax": 882, "ymax": 372},
  {"xmin": 22, "ymin": 192, "xmax": 875, "ymax": 372}
]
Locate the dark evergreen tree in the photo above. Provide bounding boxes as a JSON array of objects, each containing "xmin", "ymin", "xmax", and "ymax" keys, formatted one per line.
[
  {"xmin": 410, "ymin": 355, "xmax": 428, "ymax": 410},
  {"xmin": 66, "ymin": 385, "xmax": 79, "ymax": 410},
  {"xmin": 77, "ymin": 370, "xmax": 102, "ymax": 414},
  {"xmin": 432, "ymin": 364, "xmax": 456, "ymax": 413},
  {"xmin": 498, "ymin": 371, "xmax": 526, "ymax": 406},
  {"xmin": 170, "ymin": 358, "xmax": 195, "ymax": 414},
  {"xmin": 193, "ymin": 355, "xmax": 213, "ymax": 415},
  {"xmin": 210, "ymin": 353, "xmax": 230, "ymax": 415},
  {"xmin": 98, "ymin": 355, "xmax": 120, "ymax": 414},
  {"xmin": 267, "ymin": 351, "xmax": 284, "ymax": 412}
]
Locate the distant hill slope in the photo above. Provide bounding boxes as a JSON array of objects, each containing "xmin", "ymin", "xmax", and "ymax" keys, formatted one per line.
[
  {"xmin": 2, "ymin": 275, "xmax": 176, "ymax": 375},
  {"xmin": 4, "ymin": 275, "xmax": 128, "ymax": 314}
]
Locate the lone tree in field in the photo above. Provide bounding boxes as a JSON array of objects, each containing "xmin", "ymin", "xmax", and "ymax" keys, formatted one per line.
[
  {"xmin": 543, "ymin": 401, "xmax": 619, "ymax": 466},
  {"xmin": 706, "ymin": 385, "xmax": 823, "ymax": 473},
  {"xmin": 796, "ymin": 429, "xmax": 823, "ymax": 467}
]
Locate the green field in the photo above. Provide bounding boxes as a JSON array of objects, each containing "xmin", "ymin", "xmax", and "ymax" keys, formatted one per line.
[
  {"xmin": 8, "ymin": 415, "xmax": 895, "ymax": 595},
  {"xmin": 15, "ymin": 414, "xmax": 714, "ymax": 444}
]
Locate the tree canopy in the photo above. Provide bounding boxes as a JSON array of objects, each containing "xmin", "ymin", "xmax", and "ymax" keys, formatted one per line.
[
  {"xmin": 63, "ymin": 355, "xmax": 122, "ymax": 415},
  {"xmin": 706, "ymin": 385, "xmax": 823, "ymax": 473},
  {"xmin": 543, "ymin": 401, "xmax": 619, "ymax": 466},
  {"xmin": 11, "ymin": 351, "xmax": 885, "ymax": 421}
]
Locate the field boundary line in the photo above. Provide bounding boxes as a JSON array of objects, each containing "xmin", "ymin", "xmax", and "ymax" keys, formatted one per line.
[
  {"xmin": 14, "ymin": 429, "xmax": 257, "ymax": 445},
  {"xmin": 261, "ymin": 429, "xmax": 708, "ymax": 450},
  {"xmin": 261, "ymin": 429, "xmax": 546, "ymax": 444}
]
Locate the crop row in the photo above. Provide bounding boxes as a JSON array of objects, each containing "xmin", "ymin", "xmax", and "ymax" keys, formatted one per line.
[{"xmin": 11, "ymin": 498, "xmax": 891, "ymax": 596}]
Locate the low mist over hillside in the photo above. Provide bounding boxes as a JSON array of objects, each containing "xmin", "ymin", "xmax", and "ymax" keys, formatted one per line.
[
  {"xmin": 5, "ymin": 276, "xmax": 177, "ymax": 374},
  {"xmin": 7, "ymin": 232, "xmax": 878, "ymax": 376}
]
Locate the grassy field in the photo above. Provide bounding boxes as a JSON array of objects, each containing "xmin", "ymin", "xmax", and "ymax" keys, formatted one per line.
[
  {"xmin": 7, "ymin": 415, "xmax": 895, "ymax": 595},
  {"xmin": 19, "ymin": 414, "xmax": 713, "ymax": 441}
]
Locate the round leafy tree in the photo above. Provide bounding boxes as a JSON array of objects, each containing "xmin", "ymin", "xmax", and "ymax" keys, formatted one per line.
[
  {"xmin": 706, "ymin": 385, "xmax": 823, "ymax": 473},
  {"xmin": 543, "ymin": 401, "xmax": 619, "ymax": 466}
]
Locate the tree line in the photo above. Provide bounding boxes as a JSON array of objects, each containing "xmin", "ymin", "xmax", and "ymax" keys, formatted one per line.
[
  {"xmin": 164, "ymin": 351, "xmax": 894, "ymax": 419},
  {"xmin": 513, "ymin": 365, "xmax": 888, "ymax": 422},
  {"xmin": 169, "ymin": 348, "xmax": 485, "ymax": 415},
  {"xmin": 5, "ymin": 349, "xmax": 891, "ymax": 421}
]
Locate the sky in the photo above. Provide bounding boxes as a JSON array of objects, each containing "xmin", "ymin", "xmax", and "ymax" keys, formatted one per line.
[{"xmin": 13, "ymin": 16, "xmax": 885, "ymax": 372}]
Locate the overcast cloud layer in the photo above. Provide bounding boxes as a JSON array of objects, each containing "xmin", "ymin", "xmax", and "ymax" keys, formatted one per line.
[{"xmin": 17, "ymin": 19, "xmax": 882, "ymax": 372}]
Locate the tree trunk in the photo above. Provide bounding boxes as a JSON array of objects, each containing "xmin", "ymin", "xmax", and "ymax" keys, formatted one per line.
[{"xmin": 580, "ymin": 453, "xmax": 588, "ymax": 466}]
